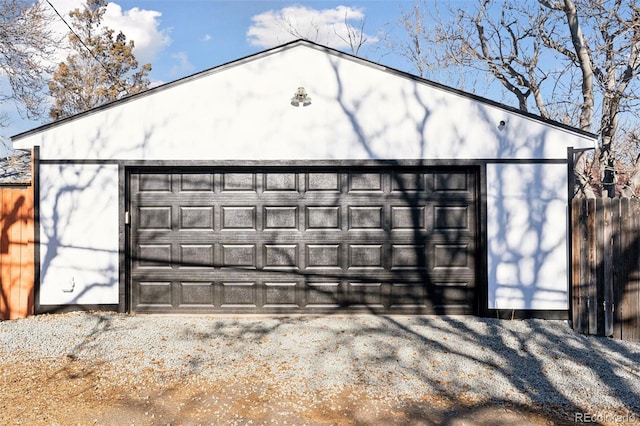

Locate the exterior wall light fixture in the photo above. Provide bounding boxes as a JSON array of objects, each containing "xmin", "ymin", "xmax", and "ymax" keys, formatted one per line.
[{"xmin": 291, "ymin": 87, "xmax": 312, "ymax": 107}]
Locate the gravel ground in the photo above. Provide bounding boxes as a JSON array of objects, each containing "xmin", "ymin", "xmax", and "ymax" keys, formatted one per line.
[{"xmin": 1, "ymin": 312, "xmax": 639, "ymax": 425}]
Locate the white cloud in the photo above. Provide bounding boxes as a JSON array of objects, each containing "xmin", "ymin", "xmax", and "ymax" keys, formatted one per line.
[
  {"xmin": 169, "ymin": 52, "xmax": 194, "ymax": 77},
  {"xmin": 201, "ymin": 34, "xmax": 213, "ymax": 42},
  {"xmin": 247, "ymin": 5, "xmax": 377, "ymax": 50},
  {"xmin": 103, "ymin": 3, "xmax": 171, "ymax": 65},
  {"xmin": 42, "ymin": 0, "xmax": 84, "ymax": 62},
  {"xmin": 43, "ymin": 0, "xmax": 170, "ymax": 65}
]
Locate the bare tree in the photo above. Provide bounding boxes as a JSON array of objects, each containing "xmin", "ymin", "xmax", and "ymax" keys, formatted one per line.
[
  {"xmin": 386, "ymin": 4, "xmax": 434, "ymax": 78},
  {"xmin": 280, "ymin": 9, "xmax": 370, "ymax": 56},
  {"xmin": 0, "ymin": 0, "xmax": 57, "ymax": 124},
  {"xmin": 393, "ymin": 0, "xmax": 640, "ymax": 198},
  {"xmin": 334, "ymin": 10, "xmax": 369, "ymax": 56},
  {"xmin": 48, "ymin": 0, "xmax": 151, "ymax": 121}
]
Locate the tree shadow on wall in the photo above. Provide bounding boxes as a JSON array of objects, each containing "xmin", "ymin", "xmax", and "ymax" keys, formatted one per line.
[{"xmin": 37, "ymin": 122, "xmax": 155, "ymax": 311}]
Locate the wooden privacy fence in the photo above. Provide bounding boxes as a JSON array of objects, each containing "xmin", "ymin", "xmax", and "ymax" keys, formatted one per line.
[
  {"xmin": 0, "ymin": 185, "xmax": 34, "ymax": 320},
  {"xmin": 572, "ymin": 198, "xmax": 640, "ymax": 342}
]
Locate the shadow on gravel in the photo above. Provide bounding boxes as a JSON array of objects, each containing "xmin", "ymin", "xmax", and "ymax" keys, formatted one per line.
[
  {"xmin": 4, "ymin": 312, "xmax": 638, "ymax": 425},
  {"xmin": 389, "ymin": 316, "xmax": 640, "ymax": 410},
  {"xmin": 145, "ymin": 314, "xmax": 639, "ymax": 424}
]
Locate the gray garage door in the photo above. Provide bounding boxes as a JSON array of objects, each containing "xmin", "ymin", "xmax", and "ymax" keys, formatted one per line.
[{"xmin": 128, "ymin": 166, "xmax": 478, "ymax": 314}]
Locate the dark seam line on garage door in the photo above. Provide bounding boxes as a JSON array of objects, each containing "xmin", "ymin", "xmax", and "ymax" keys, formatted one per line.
[
  {"xmin": 39, "ymin": 159, "xmax": 121, "ymax": 164},
  {"xmin": 480, "ymin": 158, "xmax": 567, "ymax": 164}
]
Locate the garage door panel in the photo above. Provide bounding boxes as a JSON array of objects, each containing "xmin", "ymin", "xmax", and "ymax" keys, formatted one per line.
[
  {"xmin": 348, "ymin": 244, "xmax": 384, "ymax": 269},
  {"xmin": 264, "ymin": 244, "xmax": 299, "ymax": 270},
  {"xmin": 129, "ymin": 166, "xmax": 478, "ymax": 314},
  {"xmin": 139, "ymin": 206, "xmax": 172, "ymax": 230},
  {"xmin": 221, "ymin": 244, "xmax": 257, "ymax": 268},
  {"xmin": 305, "ymin": 281, "xmax": 341, "ymax": 308},
  {"xmin": 221, "ymin": 206, "xmax": 257, "ymax": 230},
  {"xmin": 138, "ymin": 173, "xmax": 172, "ymax": 192},
  {"xmin": 349, "ymin": 172, "xmax": 384, "ymax": 192},
  {"xmin": 306, "ymin": 244, "xmax": 341, "ymax": 269},
  {"xmin": 179, "ymin": 244, "xmax": 214, "ymax": 269},
  {"xmin": 222, "ymin": 173, "xmax": 256, "ymax": 192},
  {"xmin": 391, "ymin": 171, "xmax": 426, "ymax": 192},
  {"xmin": 136, "ymin": 244, "xmax": 172, "ymax": 269},
  {"xmin": 347, "ymin": 282, "xmax": 385, "ymax": 307},
  {"xmin": 221, "ymin": 281, "xmax": 258, "ymax": 307},
  {"xmin": 264, "ymin": 172, "xmax": 298, "ymax": 192},
  {"xmin": 307, "ymin": 172, "xmax": 341, "ymax": 192},
  {"xmin": 180, "ymin": 206, "xmax": 214, "ymax": 230},
  {"xmin": 180, "ymin": 281, "xmax": 215, "ymax": 306},
  {"xmin": 348, "ymin": 206, "xmax": 384, "ymax": 229},
  {"xmin": 433, "ymin": 171, "xmax": 471, "ymax": 192},
  {"xmin": 434, "ymin": 206, "xmax": 471, "ymax": 231},
  {"xmin": 391, "ymin": 244, "xmax": 426, "ymax": 270},
  {"xmin": 264, "ymin": 282, "xmax": 299, "ymax": 307},
  {"xmin": 390, "ymin": 282, "xmax": 428, "ymax": 309},
  {"xmin": 434, "ymin": 244, "xmax": 474, "ymax": 270},
  {"xmin": 180, "ymin": 173, "xmax": 214, "ymax": 192},
  {"xmin": 307, "ymin": 206, "xmax": 341, "ymax": 229},
  {"xmin": 137, "ymin": 281, "xmax": 173, "ymax": 306},
  {"xmin": 264, "ymin": 206, "xmax": 299, "ymax": 230},
  {"xmin": 391, "ymin": 206, "xmax": 425, "ymax": 229}
]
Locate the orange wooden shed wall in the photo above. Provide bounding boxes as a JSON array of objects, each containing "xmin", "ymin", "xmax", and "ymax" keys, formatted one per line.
[{"xmin": 0, "ymin": 184, "xmax": 34, "ymax": 320}]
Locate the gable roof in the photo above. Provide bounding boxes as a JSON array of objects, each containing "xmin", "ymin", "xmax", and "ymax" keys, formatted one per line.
[{"xmin": 12, "ymin": 39, "xmax": 596, "ymax": 142}]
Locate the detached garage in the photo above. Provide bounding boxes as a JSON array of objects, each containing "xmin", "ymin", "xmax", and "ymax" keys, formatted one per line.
[{"xmin": 12, "ymin": 40, "xmax": 595, "ymax": 317}]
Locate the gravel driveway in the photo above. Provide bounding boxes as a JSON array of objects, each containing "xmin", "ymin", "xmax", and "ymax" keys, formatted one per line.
[{"xmin": 1, "ymin": 312, "xmax": 639, "ymax": 425}]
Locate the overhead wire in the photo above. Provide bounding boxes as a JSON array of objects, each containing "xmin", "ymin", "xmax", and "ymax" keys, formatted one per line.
[{"xmin": 44, "ymin": 0, "xmax": 110, "ymax": 73}]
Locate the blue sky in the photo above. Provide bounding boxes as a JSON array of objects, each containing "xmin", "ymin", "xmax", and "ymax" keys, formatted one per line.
[{"xmin": 2, "ymin": 0, "xmax": 464, "ymax": 148}]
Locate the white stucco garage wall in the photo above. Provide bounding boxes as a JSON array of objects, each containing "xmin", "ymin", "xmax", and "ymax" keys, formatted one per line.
[
  {"xmin": 487, "ymin": 163, "xmax": 570, "ymax": 310},
  {"xmin": 13, "ymin": 41, "xmax": 595, "ymax": 311},
  {"xmin": 17, "ymin": 44, "xmax": 590, "ymax": 161},
  {"xmin": 38, "ymin": 163, "xmax": 119, "ymax": 305}
]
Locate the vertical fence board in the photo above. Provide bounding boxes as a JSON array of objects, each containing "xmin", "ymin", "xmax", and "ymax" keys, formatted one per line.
[
  {"xmin": 22, "ymin": 187, "xmax": 34, "ymax": 317},
  {"xmin": 603, "ymin": 198, "xmax": 615, "ymax": 337},
  {"xmin": 619, "ymin": 199, "xmax": 631, "ymax": 341},
  {"xmin": 587, "ymin": 199, "xmax": 598, "ymax": 335},
  {"xmin": 574, "ymin": 198, "xmax": 590, "ymax": 334},
  {"xmin": 15, "ymin": 187, "xmax": 33, "ymax": 318},
  {"xmin": 0, "ymin": 189, "xmax": 7, "ymax": 317},
  {"xmin": 596, "ymin": 198, "xmax": 607, "ymax": 336},
  {"xmin": 580, "ymin": 198, "xmax": 591, "ymax": 334},
  {"xmin": 571, "ymin": 198, "xmax": 582, "ymax": 331},
  {"xmin": 9, "ymin": 190, "xmax": 22, "ymax": 319},
  {"xmin": 624, "ymin": 201, "xmax": 640, "ymax": 342},
  {"xmin": 611, "ymin": 199, "xmax": 623, "ymax": 340}
]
